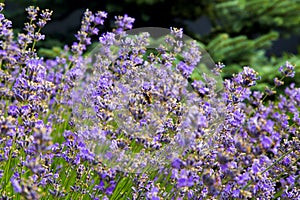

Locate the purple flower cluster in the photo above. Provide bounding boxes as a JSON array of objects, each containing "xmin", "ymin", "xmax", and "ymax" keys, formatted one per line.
[
  {"xmin": 0, "ymin": 3, "xmax": 299, "ymax": 199},
  {"xmin": 114, "ymin": 14, "xmax": 135, "ymax": 34}
]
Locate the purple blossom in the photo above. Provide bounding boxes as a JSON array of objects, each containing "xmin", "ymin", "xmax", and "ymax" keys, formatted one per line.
[
  {"xmin": 8, "ymin": 105, "xmax": 19, "ymax": 117},
  {"xmin": 11, "ymin": 178, "xmax": 22, "ymax": 193},
  {"xmin": 260, "ymin": 135, "xmax": 272, "ymax": 149},
  {"xmin": 176, "ymin": 61, "xmax": 194, "ymax": 78},
  {"xmin": 25, "ymin": 6, "xmax": 39, "ymax": 21},
  {"xmin": 234, "ymin": 67, "xmax": 260, "ymax": 87},
  {"xmin": 99, "ymin": 32, "xmax": 116, "ymax": 45},
  {"xmin": 232, "ymin": 189, "xmax": 240, "ymax": 198},
  {"xmin": 172, "ymin": 158, "xmax": 185, "ymax": 169},
  {"xmin": 94, "ymin": 11, "xmax": 107, "ymax": 25},
  {"xmin": 286, "ymin": 175, "xmax": 295, "ymax": 185},
  {"xmin": 236, "ymin": 172, "xmax": 250, "ymax": 186},
  {"xmin": 191, "ymin": 80, "xmax": 209, "ymax": 96},
  {"xmin": 114, "ymin": 14, "xmax": 135, "ymax": 34},
  {"xmin": 212, "ymin": 62, "xmax": 226, "ymax": 76},
  {"xmin": 274, "ymin": 77, "xmax": 284, "ymax": 86},
  {"xmin": 279, "ymin": 61, "xmax": 295, "ymax": 78},
  {"xmin": 170, "ymin": 27, "xmax": 183, "ymax": 38}
]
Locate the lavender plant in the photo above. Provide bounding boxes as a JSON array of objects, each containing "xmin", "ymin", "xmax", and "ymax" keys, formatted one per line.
[
  {"xmin": 0, "ymin": 4, "xmax": 299, "ymax": 199},
  {"xmin": 71, "ymin": 25, "xmax": 225, "ymax": 175}
]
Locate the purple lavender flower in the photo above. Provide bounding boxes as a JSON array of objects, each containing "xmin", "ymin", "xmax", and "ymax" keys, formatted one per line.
[
  {"xmin": 25, "ymin": 6, "xmax": 39, "ymax": 21},
  {"xmin": 11, "ymin": 178, "xmax": 22, "ymax": 193},
  {"xmin": 176, "ymin": 61, "xmax": 194, "ymax": 78},
  {"xmin": 234, "ymin": 66, "xmax": 260, "ymax": 87},
  {"xmin": 191, "ymin": 80, "xmax": 209, "ymax": 96},
  {"xmin": 260, "ymin": 135, "xmax": 272, "ymax": 149},
  {"xmin": 274, "ymin": 77, "xmax": 284, "ymax": 87},
  {"xmin": 94, "ymin": 11, "xmax": 107, "ymax": 25},
  {"xmin": 114, "ymin": 14, "xmax": 135, "ymax": 34},
  {"xmin": 212, "ymin": 62, "xmax": 225, "ymax": 76},
  {"xmin": 279, "ymin": 61, "xmax": 295, "ymax": 78},
  {"xmin": 170, "ymin": 27, "xmax": 183, "ymax": 38}
]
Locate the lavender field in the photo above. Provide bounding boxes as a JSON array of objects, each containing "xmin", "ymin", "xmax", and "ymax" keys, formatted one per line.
[{"xmin": 0, "ymin": 4, "xmax": 299, "ymax": 199}]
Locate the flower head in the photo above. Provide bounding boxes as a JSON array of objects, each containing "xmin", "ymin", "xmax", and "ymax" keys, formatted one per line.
[
  {"xmin": 279, "ymin": 61, "xmax": 295, "ymax": 78},
  {"xmin": 114, "ymin": 14, "xmax": 135, "ymax": 34}
]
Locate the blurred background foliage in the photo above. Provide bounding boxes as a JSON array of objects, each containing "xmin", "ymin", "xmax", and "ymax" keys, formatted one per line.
[{"xmin": 2, "ymin": 0, "xmax": 300, "ymax": 90}]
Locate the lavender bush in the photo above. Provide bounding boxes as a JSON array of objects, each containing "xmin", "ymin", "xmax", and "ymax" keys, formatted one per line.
[{"xmin": 0, "ymin": 4, "xmax": 299, "ymax": 199}]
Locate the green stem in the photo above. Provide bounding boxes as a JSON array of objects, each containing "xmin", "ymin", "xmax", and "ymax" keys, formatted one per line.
[
  {"xmin": 111, "ymin": 176, "xmax": 130, "ymax": 200},
  {"xmin": 31, "ymin": 27, "xmax": 41, "ymax": 52},
  {"xmin": 261, "ymin": 75, "xmax": 285, "ymax": 103},
  {"xmin": 0, "ymin": 134, "xmax": 18, "ymax": 193}
]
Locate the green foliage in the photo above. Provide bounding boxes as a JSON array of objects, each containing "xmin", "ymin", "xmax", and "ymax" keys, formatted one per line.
[
  {"xmin": 207, "ymin": 32, "xmax": 279, "ymax": 62},
  {"xmin": 38, "ymin": 46, "xmax": 63, "ymax": 58},
  {"xmin": 196, "ymin": 0, "xmax": 300, "ymax": 89},
  {"xmin": 211, "ymin": 0, "xmax": 300, "ymax": 34}
]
